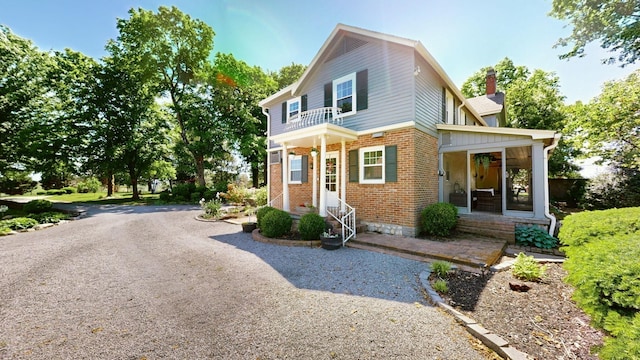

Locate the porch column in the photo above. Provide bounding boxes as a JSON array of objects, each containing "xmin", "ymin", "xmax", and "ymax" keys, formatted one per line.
[
  {"xmin": 319, "ymin": 135, "xmax": 327, "ymax": 217},
  {"xmin": 340, "ymin": 139, "xmax": 346, "ymax": 212},
  {"xmin": 531, "ymin": 142, "xmax": 545, "ymax": 218},
  {"xmin": 282, "ymin": 142, "xmax": 290, "ymax": 212},
  {"xmin": 312, "ymin": 149, "xmax": 318, "ymax": 208}
]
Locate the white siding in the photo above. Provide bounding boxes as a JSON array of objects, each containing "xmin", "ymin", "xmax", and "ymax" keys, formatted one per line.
[{"xmin": 415, "ymin": 55, "xmax": 444, "ymax": 137}]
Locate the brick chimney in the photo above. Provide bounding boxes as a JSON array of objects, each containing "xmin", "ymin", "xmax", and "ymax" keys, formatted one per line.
[{"xmin": 486, "ymin": 68, "xmax": 496, "ymax": 97}]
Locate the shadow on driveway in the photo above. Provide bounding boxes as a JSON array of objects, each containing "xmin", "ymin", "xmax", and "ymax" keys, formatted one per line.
[{"xmin": 211, "ymin": 230, "xmax": 430, "ymax": 305}]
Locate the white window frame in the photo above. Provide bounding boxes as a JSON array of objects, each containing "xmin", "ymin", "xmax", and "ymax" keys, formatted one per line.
[
  {"xmin": 287, "ymin": 97, "xmax": 301, "ymax": 122},
  {"xmin": 359, "ymin": 145, "xmax": 385, "ymax": 184},
  {"xmin": 333, "ymin": 72, "xmax": 356, "ymax": 116},
  {"xmin": 289, "ymin": 155, "xmax": 302, "ymax": 184}
]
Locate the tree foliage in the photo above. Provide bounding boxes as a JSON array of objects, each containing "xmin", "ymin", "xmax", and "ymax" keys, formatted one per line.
[
  {"xmin": 272, "ymin": 62, "xmax": 306, "ymax": 89},
  {"xmin": 461, "ymin": 58, "xmax": 580, "ymax": 177},
  {"xmin": 550, "ymin": 0, "xmax": 640, "ymax": 66}
]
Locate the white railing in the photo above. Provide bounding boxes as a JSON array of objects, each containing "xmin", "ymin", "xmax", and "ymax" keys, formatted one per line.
[
  {"xmin": 268, "ymin": 192, "xmax": 283, "ymax": 209},
  {"xmin": 326, "ymin": 199, "xmax": 356, "ymax": 246},
  {"xmin": 285, "ymin": 107, "xmax": 344, "ymax": 131}
]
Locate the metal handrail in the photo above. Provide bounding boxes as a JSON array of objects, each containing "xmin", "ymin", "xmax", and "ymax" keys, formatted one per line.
[
  {"xmin": 326, "ymin": 198, "xmax": 356, "ymax": 246},
  {"xmin": 268, "ymin": 192, "xmax": 283, "ymax": 209},
  {"xmin": 285, "ymin": 107, "xmax": 344, "ymax": 130}
]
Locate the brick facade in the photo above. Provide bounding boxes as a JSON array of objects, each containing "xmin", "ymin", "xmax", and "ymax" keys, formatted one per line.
[{"xmin": 268, "ymin": 127, "xmax": 440, "ymax": 237}]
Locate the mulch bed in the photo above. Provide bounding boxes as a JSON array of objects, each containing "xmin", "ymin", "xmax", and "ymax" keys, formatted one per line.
[{"xmin": 431, "ymin": 261, "xmax": 605, "ymax": 359}]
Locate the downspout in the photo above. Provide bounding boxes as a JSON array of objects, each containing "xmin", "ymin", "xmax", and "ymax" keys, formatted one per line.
[
  {"xmin": 262, "ymin": 107, "xmax": 271, "ymax": 205},
  {"xmin": 457, "ymin": 102, "xmax": 464, "ymax": 125},
  {"xmin": 543, "ymin": 133, "xmax": 561, "ymax": 236}
]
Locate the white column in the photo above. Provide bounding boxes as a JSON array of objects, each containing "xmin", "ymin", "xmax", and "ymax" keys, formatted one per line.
[
  {"xmin": 312, "ymin": 151, "xmax": 318, "ymax": 208},
  {"xmin": 319, "ymin": 136, "xmax": 327, "ymax": 217},
  {"xmin": 282, "ymin": 143, "xmax": 290, "ymax": 212},
  {"xmin": 340, "ymin": 139, "xmax": 346, "ymax": 212}
]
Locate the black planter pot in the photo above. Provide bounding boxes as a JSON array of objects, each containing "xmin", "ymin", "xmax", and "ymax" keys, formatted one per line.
[
  {"xmin": 320, "ymin": 236, "xmax": 342, "ymax": 250},
  {"xmin": 242, "ymin": 222, "xmax": 257, "ymax": 233}
]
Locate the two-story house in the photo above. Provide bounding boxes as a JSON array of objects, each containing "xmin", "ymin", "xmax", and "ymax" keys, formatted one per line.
[{"xmin": 259, "ymin": 24, "xmax": 560, "ymax": 243}]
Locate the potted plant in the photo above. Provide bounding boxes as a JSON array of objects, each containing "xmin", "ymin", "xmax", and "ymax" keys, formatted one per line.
[
  {"xmin": 320, "ymin": 230, "xmax": 342, "ymax": 250},
  {"xmin": 242, "ymin": 206, "xmax": 257, "ymax": 233}
]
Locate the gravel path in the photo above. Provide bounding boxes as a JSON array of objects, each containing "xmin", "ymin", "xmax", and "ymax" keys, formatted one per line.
[{"xmin": 0, "ymin": 205, "xmax": 488, "ymax": 359}]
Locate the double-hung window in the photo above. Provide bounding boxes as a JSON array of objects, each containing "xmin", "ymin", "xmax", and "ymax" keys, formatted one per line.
[
  {"xmin": 289, "ymin": 155, "xmax": 302, "ymax": 184},
  {"xmin": 333, "ymin": 73, "xmax": 356, "ymax": 115},
  {"xmin": 287, "ymin": 97, "xmax": 301, "ymax": 122},
  {"xmin": 359, "ymin": 146, "xmax": 384, "ymax": 184}
]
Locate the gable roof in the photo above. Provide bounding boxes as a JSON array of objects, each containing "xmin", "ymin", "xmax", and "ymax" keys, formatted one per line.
[
  {"xmin": 260, "ymin": 24, "xmax": 486, "ymax": 125},
  {"xmin": 466, "ymin": 92, "xmax": 505, "ymax": 116}
]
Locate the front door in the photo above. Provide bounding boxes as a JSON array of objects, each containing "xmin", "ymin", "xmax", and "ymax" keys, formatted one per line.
[{"xmin": 325, "ymin": 152, "xmax": 339, "ymax": 207}]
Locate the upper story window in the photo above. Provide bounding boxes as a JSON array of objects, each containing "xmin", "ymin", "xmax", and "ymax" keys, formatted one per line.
[
  {"xmin": 360, "ymin": 145, "xmax": 384, "ymax": 184},
  {"xmin": 287, "ymin": 97, "xmax": 301, "ymax": 121},
  {"xmin": 325, "ymin": 70, "xmax": 368, "ymax": 116}
]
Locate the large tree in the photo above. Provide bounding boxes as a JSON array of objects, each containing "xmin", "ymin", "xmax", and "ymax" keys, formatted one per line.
[
  {"xmin": 462, "ymin": 58, "xmax": 581, "ymax": 177},
  {"xmin": 550, "ymin": 0, "xmax": 640, "ymax": 66},
  {"xmin": 566, "ymin": 70, "xmax": 640, "ymax": 171},
  {"xmin": 108, "ymin": 6, "xmax": 215, "ymax": 186}
]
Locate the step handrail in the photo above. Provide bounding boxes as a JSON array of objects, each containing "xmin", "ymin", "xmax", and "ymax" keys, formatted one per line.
[{"xmin": 326, "ymin": 199, "xmax": 356, "ymax": 246}]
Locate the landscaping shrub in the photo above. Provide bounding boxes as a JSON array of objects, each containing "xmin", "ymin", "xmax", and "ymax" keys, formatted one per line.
[
  {"xmin": 172, "ymin": 183, "xmax": 195, "ymax": 199},
  {"xmin": 1, "ymin": 217, "xmax": 38, "ymax": 230},
  {"xmin": 254, "ymin": 187, "xmax": 267, "ymax": 206},
  {"xmin": 158, "ymin": 190, "xmax": 171, "ymax": 202},
  {"xmin": 431, "ymin": 261, "xmax": 452, "ymax": 278},
  {"xmin": 23, "ymin": 199, "xmax": 53, "ymax": 214},
  {"xmin": 29, "ymin": 211, "xmax": 69, "ymax": 224},
  {"xmin": 77, "ymin": 177, "xmax": 101, "ymax": 193},
  {"xmin": 201, "ymin": 199, "xmax": 222, "ymax": 219},
  {"xmin": 511, "ymin": 252, "xmax": 546, "ymax": 281},
  {"xmin": 172, "ymin": 195, "xmax": 187, "ymax": 203},
  {"xmin": 260, "ymin": 209, "xmax": 292, "ymax": 238},
  {"xmin": 46, "ymin": 189, "xmax": 65, "ymax": 195},
  {"xmin": 36, "ymin": 190, "xmax": 47, "ymax": 195},
  {"xmin": 61, "ymin": 186, "xmax": 76, "ymax": 194},
  {"xmin": 421, "ymin": 202, "xmax": 458, "ymax": 237},
  {"xmin": 433, "ymin": 279, "xmax": 449, "ymax": 293},
  {"xmin": 298, "ymin": 213, "xmax": 326, "ymax": 240},
  {"xmin": 190, "ymin": 192, "xmax": 201, "ymax": 203},
  {"xmin": 256, "ymin": 206, "xmax": 277, "ymax": 229},
  {"xmin": 220, "ymin": 184, "xmax": 248, "ymax": 204},
  {"xmin": 559, "ymin": 207, "xmax": 640, "ymax": 359},
  {"xmin": 515, "ymin": 225, "xmax": 558, "ymax": 249},
  {"xmin": 202, "ymin": 190, "xmax": 216, "ymax": 201}
]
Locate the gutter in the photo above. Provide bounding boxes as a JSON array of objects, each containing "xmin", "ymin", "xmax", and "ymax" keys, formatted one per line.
[{"xmin": 543, "ymin": 133, "xmax": 562, "ymax": 236}]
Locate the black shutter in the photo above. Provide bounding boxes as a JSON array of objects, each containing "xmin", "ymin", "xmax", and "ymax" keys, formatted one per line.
[
  {"xmin": 356, "ymin": 69, "xmax": 368, "ymax": 111},
  {"xmin": 281, "ymin": 102, "xmax": 287, "ymax": 123},
  {"xmin": 349, "ymin": 150, "xmax": 359, "ymax": 182},
  {"xmin": 301, "ymin": 155, "xmax": 308, "ymax": 183},
  {"xmin": 385, "ymin": 145, "xmax": 397, "ymax": 182},
  {"xmin": 441, "ymin": 87, "xmax": 446, "ymax": 123},
  {"xmin": 301, "ymin": 94, "xmax": 308, "ymax": 112},
  {"xmin": 324, "ymin": 83, "xmax": 332, "ymax": 107}
]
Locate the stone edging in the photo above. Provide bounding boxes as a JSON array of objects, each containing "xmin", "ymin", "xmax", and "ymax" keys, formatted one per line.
[
  {"xmin": 251, "ymin": 228, "xmax": 322, "ymax": 248},
  {"xmin": 420, "ymin": 269, "xmax": 532, "ymax": 360}
]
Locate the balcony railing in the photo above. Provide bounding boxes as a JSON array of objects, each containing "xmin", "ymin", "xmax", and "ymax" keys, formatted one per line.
[{"xmin": 285, "ymin": 107, "xmax": 344, "ymax": 131}]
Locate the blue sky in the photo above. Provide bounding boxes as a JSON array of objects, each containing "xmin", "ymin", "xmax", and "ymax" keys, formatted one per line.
[{"xmin": 2, "ymin": 0, "xmax": 639, "ymax": 104}]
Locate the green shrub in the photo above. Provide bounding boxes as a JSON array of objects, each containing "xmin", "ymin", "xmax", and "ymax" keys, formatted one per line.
[
  {"xmin": 29, "ymin": 211, "xmax": 69, "ymax": 224},
  {"xmin": 172, "ymin": 195, "xmax": 187, "ymax": 203},
  {"xmin": 298, "ymin": 213, "xmax": 326, "ymax": 240},
  {"xmin": 0, "ymin": 225, "xmax": 11, "ymax": 235},
  {"xmin": 220, "ymin": 184, "xmax": 248, "ymax": 204},
  {"xmin": 256, "ymin": 206, "xmax": 277, "ymax": 229},
  {"xmin": 36, "ymin": 190, "xmax": 47, "ymax": 195},
  {"xmin": 202, "ymin": 190, "xmax": 216, "ymax": 201},
  {"xmin": 254, "ymin": 187, "xmax": 267, "ymax": 206},
  {"xmin": 201, "ymin": 199, "xmax": 222, "ymax": 219},
  {"xmin": 77, "ymin": 177, "xmax": 101, "ymax": 193},
  {"xmin": 515, "ymin": 225, "xmax": 558, "ymax": 249},
  {"xmin": 190, "ymin": 192, "xmax": 201, "ymax": 203},
  {"xmin": 431, "ymin": 261, "xmax": 452, "ymax": 278},
  {"xmin": 1, "ymin": 217, "xmax": 39, "ymax": 230},
  {"xmin": 172, "ymin": 183, "xmax": 195, "ymax": 199},
  {"xmin": 61, "ymin": 186, "xmax": 76, "ymax": 194},
  {"xmin": 158, "ymin": 190, "xmax": 171, "ymax": 202},
  {"xmin": 432, "ymin": 279, "xmax": 449, "ymax": 293},
  {"xmin": 559, "ymin": 207, "xmax": 640, "ymax": 358},
  {"xmin": 194, "ymin": 185, "xmax": 208, "ymax": 198},
  {"xmin": 46, "ymin": 189, "xmax": 65, "ymax": 195},
  {"xmin": 421, "ymin": 202, "xmax": 458, "ymax": 237},
  {"xmin": 23, "ymin": 199, "xmax": 53, "ymax": 214},
  {"xmin": 260, "ymin": 209, "xmax": 292, "ymax": 238},
  {"xmin": 511, "ymin": 252, "xmax": 546, "ymax": 282}
]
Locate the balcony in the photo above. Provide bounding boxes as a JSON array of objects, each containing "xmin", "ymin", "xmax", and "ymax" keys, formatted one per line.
[{"xmin": 285, "ymin": 107, "xmax": 345, "ymax": 131}]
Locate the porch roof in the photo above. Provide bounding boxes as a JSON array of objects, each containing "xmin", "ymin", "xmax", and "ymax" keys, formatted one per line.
[
  {"xmin": 437, "ymin": 124, "xmax": 560, "ymax": 146},
  {"xmin": 270, "ymin": 122, "xmax": 358, "ymax": 148}
]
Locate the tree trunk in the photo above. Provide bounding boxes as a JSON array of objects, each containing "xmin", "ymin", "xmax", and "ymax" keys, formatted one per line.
[
  {"xmin": 251, "ymin": 164, "xmax": 259, "ymax": 188},
  {"xmin": 128, "ymin": 163, "xmax": 139, "ymax": 201},
  {"xmin": 194, "ymin": 154, "xmax": 206, "ymax": 187},
  {"xmin": 107, "ymin": 172, "xmax": 114, "ymax": 197},
  {"xmin": 262, "ymin": 157, "xmax": 268, "ymax": 187}
]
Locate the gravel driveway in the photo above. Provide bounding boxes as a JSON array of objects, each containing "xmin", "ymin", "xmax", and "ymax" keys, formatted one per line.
[{"xmin": 0, "ymin": 205, "xmax": 487, "ymax": 359}]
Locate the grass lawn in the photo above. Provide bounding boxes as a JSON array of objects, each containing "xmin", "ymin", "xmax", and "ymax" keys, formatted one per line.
[{"xmin": 2, "ymin": 191, "xmax": 161, "ymax": 205}]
